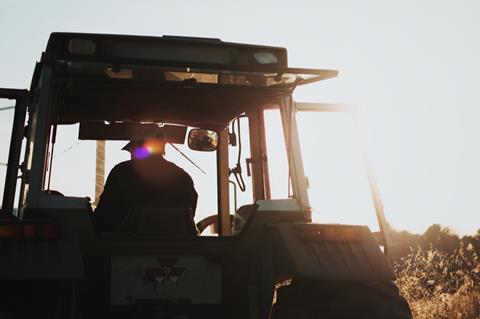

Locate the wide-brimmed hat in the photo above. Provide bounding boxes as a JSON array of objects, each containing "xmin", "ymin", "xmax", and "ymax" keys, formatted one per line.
[
  {"xmin": 121, "ymin": 131, "xmax": 166, "ymax": 153},
  {"xmin": 121, "ymin": 140, "xmax": 144, "ymax": 152}
]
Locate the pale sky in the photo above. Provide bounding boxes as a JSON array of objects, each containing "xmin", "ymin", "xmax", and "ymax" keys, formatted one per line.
[{"xmin": 1, "ymin": 0, "xmax": 479, "ymax": 235}]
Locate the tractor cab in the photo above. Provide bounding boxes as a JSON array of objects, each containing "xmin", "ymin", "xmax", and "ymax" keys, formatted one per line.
[
  {"xmin": 0, "ymin": 33, "xmax": 410, "ymax": 319},
  {"xmin": 2, "ymin": 33, "xmax": 341, "ymax": 237}
]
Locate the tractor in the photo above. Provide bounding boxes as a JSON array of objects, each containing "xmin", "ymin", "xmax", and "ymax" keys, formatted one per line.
[{"xmin": 0, "ymin": 33, "xmax": 411, "ymax": 318}]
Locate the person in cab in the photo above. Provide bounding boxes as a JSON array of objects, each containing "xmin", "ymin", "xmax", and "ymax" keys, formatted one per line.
[{"xmin": 93, "ymin": 134, "xmax": 198, "ymax": 234}]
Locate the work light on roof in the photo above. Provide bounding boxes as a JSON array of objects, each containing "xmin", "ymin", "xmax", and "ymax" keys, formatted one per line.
[
  {"xmin": 68, "ymin": 38, "xmax": 96, "ymax": 55},
  {"xmin": 253, "ymin": 52, "xmax": 278, "ymax": 65}
]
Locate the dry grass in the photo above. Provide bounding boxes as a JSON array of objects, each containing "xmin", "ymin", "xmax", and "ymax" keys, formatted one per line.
[{"xmin": 394, "ymin": 244, "xmax": 480, "ymax": 319}]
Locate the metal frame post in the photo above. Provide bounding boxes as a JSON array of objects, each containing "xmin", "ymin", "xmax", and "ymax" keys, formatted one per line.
[
  {"xmin": 247, "ymin": 109, "xmax": 267, "ymax": 202},
  {"xmin": 26, "ymin": 66, "xmax": 53, "ymax": 208},
  {"xmin": 0, "ymin": 89, "xmax": 29, "ymax": 218},
  {"xmin": 217, "ymin": 128, "xmax": 231, "ymax": 236},
  {"xmin": 279, "ymin": 97, "xmax": 311, "ymax": 220}
]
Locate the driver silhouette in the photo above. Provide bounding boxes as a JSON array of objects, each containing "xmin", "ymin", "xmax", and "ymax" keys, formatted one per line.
[{"xmin": 93, "ymin": 134, "xmax": 198, "ymax": 233}]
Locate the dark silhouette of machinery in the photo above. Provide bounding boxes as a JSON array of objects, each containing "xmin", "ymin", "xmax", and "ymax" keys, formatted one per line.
[{"xmin": 0, "ymin": 33, "xmax": 411, "ymax": 319}]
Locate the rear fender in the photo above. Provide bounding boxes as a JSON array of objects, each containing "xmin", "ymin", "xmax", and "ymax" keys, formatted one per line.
[{"xmin": 268, "ymin": 223, "xmax": 395, "ymax": 281}]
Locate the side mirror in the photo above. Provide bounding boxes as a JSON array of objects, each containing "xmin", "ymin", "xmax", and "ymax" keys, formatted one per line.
[{"xmin": 188, "ymin": 129, "xmax": 218, "ymax": 151}]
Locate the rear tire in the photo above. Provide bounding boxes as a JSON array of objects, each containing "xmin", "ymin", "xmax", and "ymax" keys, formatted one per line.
[{"xmin": 271, "ymin": 280, "xmax": 412, "ymax": 319}]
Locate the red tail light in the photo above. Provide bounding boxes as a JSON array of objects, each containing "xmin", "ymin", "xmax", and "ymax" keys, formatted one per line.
[{"xmin": 0, "ymin": 221, "xmax": 60, "ymax": 240}]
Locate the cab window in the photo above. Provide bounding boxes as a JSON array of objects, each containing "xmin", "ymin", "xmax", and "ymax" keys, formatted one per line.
[
  {"xmin": 296, "ymin": 111, "xmax": 379, "ymax": 231},
  {"xmin": 46, "ymin": 124, "xmax": 218, "ymax": 223}
]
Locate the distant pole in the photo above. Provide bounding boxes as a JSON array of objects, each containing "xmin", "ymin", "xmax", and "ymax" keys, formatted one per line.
[{"xmin": 94, "ymin": 140, "xmax": 105, "ymax": 206}]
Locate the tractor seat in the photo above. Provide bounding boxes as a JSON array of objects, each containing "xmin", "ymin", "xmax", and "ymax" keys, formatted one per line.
[{"xmin": 118, "ymin": 206, "xmax": 197, "ymax": 238}]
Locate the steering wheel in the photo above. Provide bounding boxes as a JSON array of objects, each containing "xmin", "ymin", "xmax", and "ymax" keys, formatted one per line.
[{"xmin": 196, "ymin": 214, "xmax": 235, "ymax": 234}]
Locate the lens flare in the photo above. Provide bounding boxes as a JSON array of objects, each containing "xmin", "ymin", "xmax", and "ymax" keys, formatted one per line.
[
  {"xmin": 144, "ymin": 140, "xmax": 164, "ymax": 154},
  {"xmin": 133, "ymin": 146, "xmax": 151, "ymax": 159}
]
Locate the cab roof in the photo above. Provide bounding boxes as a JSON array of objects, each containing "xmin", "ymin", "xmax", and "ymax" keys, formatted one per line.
[{"xmin": 43, "ymin": 33, "xmax": 338, "ymax": 128}]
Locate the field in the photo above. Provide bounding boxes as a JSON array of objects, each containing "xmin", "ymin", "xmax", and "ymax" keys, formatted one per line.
[{"xmin": 394, "ymin": 244, "xmax": 480, "ymax": 318}]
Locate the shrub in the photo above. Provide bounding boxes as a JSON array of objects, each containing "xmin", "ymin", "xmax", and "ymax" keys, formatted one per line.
[{"xmin": 394, "ymin": 244, "xmax": 480, "ymax": 319}]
